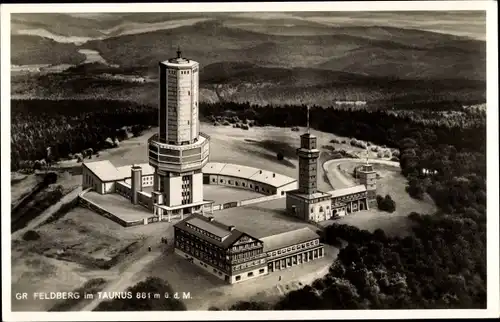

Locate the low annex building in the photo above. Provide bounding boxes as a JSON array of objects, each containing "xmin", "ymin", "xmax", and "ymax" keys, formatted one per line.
[
  {"xmin": 173, "ymin": 213, "xmax": 324, "ymax": 284},
  {"xmin": 202, "ymin": 162, "xmax": 297, "ymax": 196},
  {"xmin": 261, "ymin": 227, "xmax": 324, "ymax": 273}
]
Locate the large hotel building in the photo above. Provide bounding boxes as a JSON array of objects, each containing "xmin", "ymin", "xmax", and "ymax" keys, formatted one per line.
[{"xmin": 174, "ymin": 214, "xmax": 325, "ymax": 284}]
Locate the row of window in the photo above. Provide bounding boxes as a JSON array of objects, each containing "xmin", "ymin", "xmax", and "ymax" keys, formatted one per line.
[
  {"xmin": 311, "ymin": 205, "xmax": 330, "ymax": 213},
  {"xmin": 214, "ymin": 177, "xmax": 274, "ymax": 194},
  {"xmin": 142, "ymin": 176, "xmax": 153, "ymax": 185},
  {"xmin": 167, "ymin": 69, "xmax": 194, "ymax": 75},
  {"xmin": 231, "ymin": 249, "xmax": 261, "ymax": 261},
  {"xmin": 231, "ymin": 242, "xmax": 260, "ymax": 252},
  {"xmin": 269, "ymin": 239, "xmax": 320, "ymax": 258},
  {"xmin": 233, "ymin": 258, "xmax": 263, "ymax": 271},
  {"xmin": 180, "ymin": 243, "xmax": 228, "ymax": 270},
  {"xmin": 333, "ymin": 193, "xmax": 367, "ymax": 202},
  {"xmin": 234, "ymin": 269, "xmax": 266, "ymax": 281}
]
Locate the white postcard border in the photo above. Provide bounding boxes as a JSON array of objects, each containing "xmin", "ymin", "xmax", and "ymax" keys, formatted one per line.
[{"xmin": 1, "ymin": 1, "xmax": 498, "ymax": 321}]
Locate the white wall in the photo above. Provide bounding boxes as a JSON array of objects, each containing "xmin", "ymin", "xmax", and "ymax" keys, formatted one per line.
[
  {"xmin": 82, "ymin": 167, "xmax": 103, "ymax": 193},
  {"xmin": 103, "ymin": 181, "xmax": 115, "ymax": 194},
  {"xmin": 165, "ymin": 176, "xmax": 182, "ymax": 206},
  {"xmin": 277, "ymin": 181, "xmax": 298, "ymax": 195},
  {"xmin": 142, "ymin": 175, "xmax": 154, "ymax": 187},
  {"xmin": 309, "ymin": 199, "xmax": 333, "ymax": 222},
  {"xmin": 230, "ymin": 266, "xmax": 268, "ymax": 284},
  {"xmin": 191, "ymin": 172, "xmax": 203, "ymax": 203}
]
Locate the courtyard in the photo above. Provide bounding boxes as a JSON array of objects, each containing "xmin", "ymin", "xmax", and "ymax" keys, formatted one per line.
[
  {"xmin": 212, "ymin": 198, "xmax": 319, "ymax": 239},
  {"xmin": 203, "ymin": 184, "xmax": 264, "ymax": 204}
]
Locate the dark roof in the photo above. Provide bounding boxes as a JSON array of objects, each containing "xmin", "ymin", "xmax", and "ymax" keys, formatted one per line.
[
  {"xmin": 174, "ymin": 213, "xmax": 260, "ymax": 249},
  {"xmin": 261, "ymin": 227, "xmax": 320, "ymax": 252},
  {"xmin": 300, "ymin": 132, "xmax": 316, "ymax": 139}
]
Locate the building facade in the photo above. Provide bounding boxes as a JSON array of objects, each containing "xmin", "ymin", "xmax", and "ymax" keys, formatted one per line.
[
  {"xmin": 202, "ymin": 162, "xmax": 297, "ymax": 196},
  {"xmin": 357, "ymin": 162, "xmax": 377, "ymax": 200},
  {"xmin": 286, "ymin": 132, "xmax": 335, "ymax": 222},
  {"xmin": 174, "ymin": 214, "xmax": 268, "ymax": 284},
  {"xmin": 148, "ymin": 49, "xmax": 212, "ymax": 220},
  {"xmin": 285, "ymin": 124, "xmax": 377, "ymax": 223},
  {"xmin": 261, "ymin": 228, "xmax": 325, "ymax": 273},
  {"xmin": 173, "ymin": 214, "xmax": 324, "ymax": 284}
]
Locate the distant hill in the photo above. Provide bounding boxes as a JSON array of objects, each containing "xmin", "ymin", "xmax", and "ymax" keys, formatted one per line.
[
  {"xmin": 10, "ymin": 18, "xmax": 486, "ymax": 107},
  {"xmin": 12, "ymin": 60, "xmax": 486, "ymax": 107},
  {"xmin": 11, "ymin": 35, "xmax": 86, "ymax": 66},
  {"xmin": 84, "ymin": 20, "xmax": 485, "ymax": 81}
]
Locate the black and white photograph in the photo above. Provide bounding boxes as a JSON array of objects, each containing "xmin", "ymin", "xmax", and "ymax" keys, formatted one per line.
[{"xmin": 1, "ymin": 1, "xmax": 498, "ymax": 321}]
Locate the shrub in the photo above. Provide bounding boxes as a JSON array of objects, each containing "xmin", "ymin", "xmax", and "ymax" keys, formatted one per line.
[
  {"xmin": 22, "ymin": 230, "xmax": 41, "ymax": 241},
  {"xmin": 376, "ymin": 194, "xmax": 396, "ymax": 213}
]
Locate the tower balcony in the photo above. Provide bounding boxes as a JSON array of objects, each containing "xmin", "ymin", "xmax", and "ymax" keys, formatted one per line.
[
  {"xmin": 148, "ymin": 132, "xmax": 210, "ymax": 173},
  {"xmin": 297, "ymin": 148, "xmax": 320, "ymax": 159}
]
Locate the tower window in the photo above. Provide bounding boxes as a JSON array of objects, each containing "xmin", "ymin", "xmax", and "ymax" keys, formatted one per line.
[{"xmin": 188, "ymin": 91, "xmax": 190, "ymax": 96}]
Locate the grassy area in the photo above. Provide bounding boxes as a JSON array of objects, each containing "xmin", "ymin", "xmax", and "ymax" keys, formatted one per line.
[
  {"xmin": 84, "ymin": 124, "xmax": 367, "ymax": 193},
  {"xmin": 203, "ymin": 185, "xmax": 264, "ymax": 204},
  {"xmin": 49, "ymin": 278, "xmax": 108, "ymax": 311}
]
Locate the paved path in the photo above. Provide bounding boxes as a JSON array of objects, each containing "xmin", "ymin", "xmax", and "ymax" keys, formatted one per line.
[
  {"xmin": 79, "ymin": 231, "xmax": 169, "ymax": 311},
  {"xmin": 80, "ymin": 251, "xmax": 160, "ymax": 311},
  {"xmin": 12, "ymin": 186, "xmax": 82, "ymax": 240},
  {"xmin": 322, "ymin": 158, "xmax": 400, "ymax": 189}
]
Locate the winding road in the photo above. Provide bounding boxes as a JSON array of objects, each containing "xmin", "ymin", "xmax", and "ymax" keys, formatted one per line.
[{"xmin": 322, "ymin": 158, "xmax": 400, "ymax": 189}]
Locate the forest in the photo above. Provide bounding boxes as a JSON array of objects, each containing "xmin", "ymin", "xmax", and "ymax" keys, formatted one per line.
[
  {"xmin": 11, "ymin": 99, "xmax": 487, "ymax": 309},
  {"xmin": 11, "ymin": 99, "xmax": 157, "ymax": 170}
]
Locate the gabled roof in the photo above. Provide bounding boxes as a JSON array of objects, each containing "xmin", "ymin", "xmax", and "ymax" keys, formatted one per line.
[
  {"xmin": 83, "ymin": 160, "xmax": 122, "ymax": 182},
  {"xmin": 83, "ymin": 160, "xmax": 155, "ymax": 183},
  {"xmin": 174, "ymin": 213, "xmax": 262, "ymax": 249},
  {"xmin": 261, "ymin": 227, "xmax": 320, "ymax": 253},
  {"xmin": 327, "ymin": 185, "xmax": 367, "ymax": 198},
  {"xmin": 201, "ymin": 162, "xmax": 296, "ymax": 188}
]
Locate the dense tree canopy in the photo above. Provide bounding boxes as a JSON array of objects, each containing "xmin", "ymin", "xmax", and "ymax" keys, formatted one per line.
[{"xmin": 94, "ymin": 277, "xmax": 186, "ymax": 311}]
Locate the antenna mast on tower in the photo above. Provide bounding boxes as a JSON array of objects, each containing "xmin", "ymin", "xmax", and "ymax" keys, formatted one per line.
[{"xmin": 306, "ymin": 105, "xmax": 310, "ymax": 134}]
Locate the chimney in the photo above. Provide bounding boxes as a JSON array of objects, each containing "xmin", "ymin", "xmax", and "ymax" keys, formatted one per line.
[
  {"xmin": 259, "ymin": 170, "xmax": 262, "ymax": 174},
  {"xmin": 228, "ymin": 225, "xmax": 235, "ymax": 231},
  {"xmin": 208, "ymin": 216, "xmax": 215, "ymax": 222},
  {"xmin": 273, "ymin": 173, "xmax": 276, "ymax": 178}
]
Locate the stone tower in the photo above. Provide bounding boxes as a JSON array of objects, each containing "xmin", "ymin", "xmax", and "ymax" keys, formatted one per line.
[
  {"xmin": 358, "ymin": 161, "xmax": 377, "ymax": 200},
  {"xmin": 297, "ymin": 132, "xmax": 320, "ymax": 194}
]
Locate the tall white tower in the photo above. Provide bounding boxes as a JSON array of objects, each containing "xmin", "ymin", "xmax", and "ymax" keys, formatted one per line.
[{"xmin": 148, "ymin": 49, "xmax": 211, "ymax": 220}]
